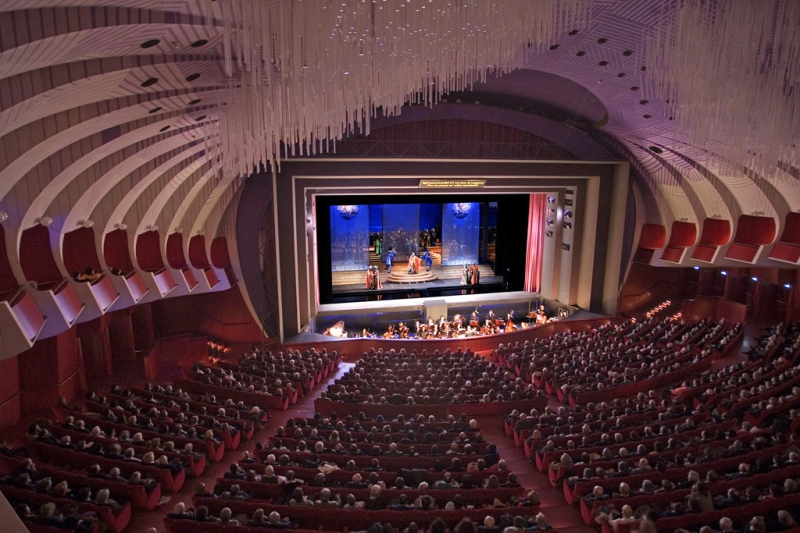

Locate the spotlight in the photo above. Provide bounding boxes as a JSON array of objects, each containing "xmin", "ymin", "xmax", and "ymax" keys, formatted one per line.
[
  {"xmin": 751, "ymin": 277, "xmax": 758, "ymax": 282},
  {"xmin": 785, "ymin": 284, "xmax": 792, "ymax": 289},
  {"xmin": 720, "ymin": 271, "xmax": 727, "ymax": 276},
  {"xmin": 693, "ymin": 266, "xmax": 700, "ymax": 270}
]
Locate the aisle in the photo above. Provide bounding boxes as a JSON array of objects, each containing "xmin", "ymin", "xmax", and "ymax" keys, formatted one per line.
[
  {"xmin": 126, "ymin": 362, "xmax": 355, "ymax": 533},
  {"xmin": 475, "ymin": 415, "xmax": 595, "ymax": 533}
]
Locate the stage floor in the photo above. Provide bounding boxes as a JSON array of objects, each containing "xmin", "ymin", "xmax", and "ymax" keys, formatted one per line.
[{"xmin": 331, "ymin": 250, "xmax": 499, "ymax": 302}]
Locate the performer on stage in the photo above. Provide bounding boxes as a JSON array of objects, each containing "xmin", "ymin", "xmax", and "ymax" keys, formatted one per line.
[
  {"xmin": 371, "ymin": 265, "xmax": 382, "ymax": 289},
  {"xmin": 385, "ymin": 249, "xmax": 395, "ymax": 273},
  {"xmin": 462, "ymin": 265, "xmax": 470, "ymax": 285},
  {"xmin": 407, "ymin": 252, "xmax": 419, "ymax": 274},
  {"xmin": 422, "ymin": 250, "xmax": 433, "ymax": 271},
  {"xmin": 374, "ymin": 235, "xmax": 382, "ymax": 256},
  {"xmin": 470, "ymin": 263, "xmax": 480, "ymax": 285},
  {"xmin": 365, "ymin": 266, "xmax": 374, "ymax": 289}
]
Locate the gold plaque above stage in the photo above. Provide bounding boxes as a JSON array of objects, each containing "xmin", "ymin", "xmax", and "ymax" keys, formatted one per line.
[{"xmin": 418, "ymin": 179, "xmax": 486, "ymax": 188}]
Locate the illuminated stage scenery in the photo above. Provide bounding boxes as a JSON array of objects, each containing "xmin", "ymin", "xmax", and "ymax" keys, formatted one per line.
[{"xmin": 0, "ymin": 2, "xmax": 799, "ymax": 533}]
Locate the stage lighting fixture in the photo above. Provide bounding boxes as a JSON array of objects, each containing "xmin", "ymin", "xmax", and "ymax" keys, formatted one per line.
[
  {"xmin": 114, "ymin": 222, "xmax": 128, "ymax": 230},
  {"xmin": 0, "ymin": 211, "xmax": 7, "ymax": 223},
  {"xmin": 720, "ymin": 271, "xmax": 727, "ymax": 276},
  {"xmin": 450, "ymin": 203, "xmax": 472, "ymax": 218},
  {"xmin": 79, "ymin": 219, "xmax": 94, "ymax": 228},
  {"xmin": 693, "ymin": 266, "xmax": 700, "ymax": 270},
  {"xmin": 564, "ymin": 210, "xmax": 573, "ymax": 219},
  {"xmin": 337, "ymin": 205, "xmax": 360, "ymax": 220},
  {"xmin": 547, "ymin": 196, "xmax": 556, "ymax": 204},
  {"xmin": 751, "ymin": 277, "xmax": 758, "ymax": 282},
  {"xmin": 545, "ymin": 219, "xmax": 555, "ymax": 226},
  {"xmin": 785, "ymin": 284, "xmax": 792, "ymax": 289},
  {"xmin": 36, "ymin": 216, "xmax": 53, "ymax": 227}
]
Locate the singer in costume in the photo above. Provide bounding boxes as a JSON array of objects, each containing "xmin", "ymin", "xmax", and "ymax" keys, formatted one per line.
[{"xmin": 470, "ymin": 263, "xmax": 480, "ymax": 285}]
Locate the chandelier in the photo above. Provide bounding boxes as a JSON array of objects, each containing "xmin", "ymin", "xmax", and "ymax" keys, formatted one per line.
[
  {"xmin": 450, "ymin": 203, "xmax": 473, "ymax": 218},
  {"xmin": 647, "ymin": 0, "xmax": 800, "ymax": 178},
  {"xmin": 202, "ymin": 0, "xmax": 592, "ymax": 178},
  {"xmin": 337, "ymin": 205, "xmax": 360, "ymax": 220}
]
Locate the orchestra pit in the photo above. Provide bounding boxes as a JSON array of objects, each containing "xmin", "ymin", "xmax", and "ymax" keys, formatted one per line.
[{"xmin": 0, "ymin": 2, "xmax": 799, "ymax": 533}]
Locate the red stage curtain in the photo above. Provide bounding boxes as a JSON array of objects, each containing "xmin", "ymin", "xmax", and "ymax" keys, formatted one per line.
[{"xmin": 524, "ymin": 194, "xmax": 547, "ymax": 292}]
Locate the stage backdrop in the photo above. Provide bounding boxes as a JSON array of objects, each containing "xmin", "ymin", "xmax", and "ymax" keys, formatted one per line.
[
  {"xmin": 383, "ymin": 203, "xmax": 420, "ymax": 262},
  {"xmin": 441, "ymin": 202, "xmax": 480, "ymax": 266},
  {"xmin": 330, "ymin": 205, "xmax": 369, "ymax": 271}
]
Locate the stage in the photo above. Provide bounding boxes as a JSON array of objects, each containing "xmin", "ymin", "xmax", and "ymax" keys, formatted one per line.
[{"xmin": 330, "ymin": 244, "xmax": 501, "ymax": 302}]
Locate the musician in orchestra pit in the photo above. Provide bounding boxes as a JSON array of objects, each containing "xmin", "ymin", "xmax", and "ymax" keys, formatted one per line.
[
  {"xmin": 471, "ymin": 307, "xmax": 480, "ymax": 322},
  {"xmin": 506, "ymin": 310, "xmax": 517, "ymax": 330},
  {"xmin": 487, "ymin": 310, "xmax": 496, "ymax": 322}
]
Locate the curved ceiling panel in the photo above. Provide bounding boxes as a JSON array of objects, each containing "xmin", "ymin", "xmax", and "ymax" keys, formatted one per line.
[{"xmin": 0, "ymin": 0, "xmax": 796, "ymax": 309}]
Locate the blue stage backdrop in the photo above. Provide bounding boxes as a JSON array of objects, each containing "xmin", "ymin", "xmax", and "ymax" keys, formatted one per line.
[
  {"xmin": 441, "ymin": 202, "xmax": 480, "ymax": 266},
  {"xmin": 330, "ymin": 205, "xmax": 369, "ymax": 271},
  {"xmin": 383, "ymin": 203, "xmax": 420, "ymax": 262}
]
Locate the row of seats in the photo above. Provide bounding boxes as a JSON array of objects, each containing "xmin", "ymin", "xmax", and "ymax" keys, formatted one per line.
[{"xmin": 498, "ymin": 315, "xmax": 800, "ymax": 533}]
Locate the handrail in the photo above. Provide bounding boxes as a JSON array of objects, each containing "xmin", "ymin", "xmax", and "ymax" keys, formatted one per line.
[{"xmin": 155, "ymin": 309, "xmax": 257, "ymax": 327}]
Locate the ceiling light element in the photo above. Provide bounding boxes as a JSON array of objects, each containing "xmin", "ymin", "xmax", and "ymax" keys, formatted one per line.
[
  {"xmin": 36, "ymin": 216, "xmax": 53, "ymax": 227},
  {"xmin": 647, "ymin": 0, "xmax": 800, "ymax": 177},
  {"xmin": 79, "ymin": 219, "xmax": 94, "ymax": 228},
  {"xmin": 203, "ymin": 0, "xmax": 591, "ymax": 176}
]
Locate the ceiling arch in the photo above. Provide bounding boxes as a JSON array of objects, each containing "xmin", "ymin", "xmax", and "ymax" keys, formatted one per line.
[{"xmin": 0, "ymin": 0, "xmax": 796, "ymax": 299}]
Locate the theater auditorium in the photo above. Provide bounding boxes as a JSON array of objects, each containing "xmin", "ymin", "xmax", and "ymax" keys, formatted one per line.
[{"xmin": 0, "ymin": 1, "xmax": 799, "ymax": 533}]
